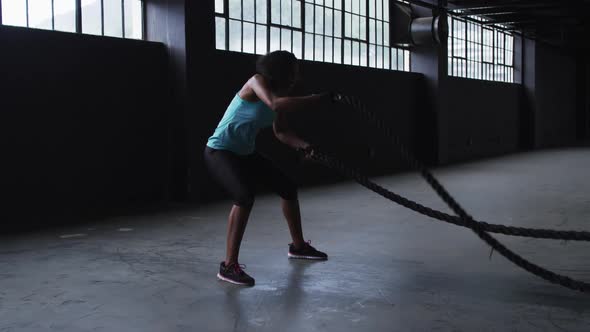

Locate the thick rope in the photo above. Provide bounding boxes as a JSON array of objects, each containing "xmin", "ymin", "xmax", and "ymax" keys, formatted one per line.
[
  {"xmin": 297, "ymin": 94, "xmax": 590, "ymax": 293},
  {"xmin": 335, "ymin": 94, "xmax": 590, "ymax": 242}
]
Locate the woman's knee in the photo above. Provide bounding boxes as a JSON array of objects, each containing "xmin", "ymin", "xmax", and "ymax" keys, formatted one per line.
[
  {"xmin": 279, "ymin": 182, "xmax": 298, "ymax": 201},
  {"xmin": 234, "ymin": 191, "xmax": 255, "ymax": 207}
]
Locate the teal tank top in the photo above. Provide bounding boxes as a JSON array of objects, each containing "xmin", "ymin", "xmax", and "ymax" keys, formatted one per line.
[{"xmin": 206, "ymin": 93, "xmax": 277, "ymax": 155}]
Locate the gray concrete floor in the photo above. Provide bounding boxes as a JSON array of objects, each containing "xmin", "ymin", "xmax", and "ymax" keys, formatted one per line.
[{"xmin": 2, "ymin": 147, "xmax": 590, "ymax": 331}]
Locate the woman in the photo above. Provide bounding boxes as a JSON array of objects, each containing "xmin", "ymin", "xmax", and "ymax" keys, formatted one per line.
[{"xmin": 204, "ymin": 51, "xmax": 331, "ymax": 287}]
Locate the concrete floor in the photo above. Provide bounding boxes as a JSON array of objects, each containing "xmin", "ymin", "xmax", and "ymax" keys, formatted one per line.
[{"xmin": 1, "ymin": 147, "xmax": 590, "ymax": 332}]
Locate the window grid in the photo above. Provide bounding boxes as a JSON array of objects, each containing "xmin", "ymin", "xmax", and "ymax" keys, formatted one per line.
[
  {"xmin": 215, "ymin": 0, "xmax": 410, "ymax": 72},
  {"xmin": 448, "ymin": 15, "xmax": 515, "ymax": 83},
  {"xmin": 0, "ymin": 0, "xmax": 143, "ymax": 39}
]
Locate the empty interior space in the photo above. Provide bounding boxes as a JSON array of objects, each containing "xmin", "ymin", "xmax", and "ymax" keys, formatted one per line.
[{"xmin": 1, "ymin": 0, "xmax": 589, "ymax": 331}]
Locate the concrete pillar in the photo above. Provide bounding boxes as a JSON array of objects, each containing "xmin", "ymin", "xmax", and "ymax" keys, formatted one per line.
[
  {"xmin": 145, "ymin": 0, "xmax": 189, "ymax": 201},
  {"xmin": 410, "ymin": 2, "xmax": 447, "ymax": 165}
]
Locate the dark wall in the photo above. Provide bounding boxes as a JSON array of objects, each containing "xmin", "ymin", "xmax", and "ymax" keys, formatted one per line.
[
  {"xmin": 534, "ymin": 43, "xmax": 578, "ymax": 148},
  {"xmin": 145, "ymin": 0, "xmax": 189, "ymax": 201},
  {"xmin": 444, "ymin": 77, "xmax": 521, "ymax": 163},
  {"xmin": 0, "ymin": 25, "xmax": 169, "ymax": 231}
]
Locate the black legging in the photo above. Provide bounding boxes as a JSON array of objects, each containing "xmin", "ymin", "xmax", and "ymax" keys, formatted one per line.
[{"xmin": 204, "ymin": 146, "xmax": 298, "ymax": 207}]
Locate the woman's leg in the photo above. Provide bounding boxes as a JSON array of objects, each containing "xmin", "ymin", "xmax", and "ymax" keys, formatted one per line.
[
  {"xmin": 225, "ymin": 204, "xmax": 253, "ymax": 265},
  {"xmin": 249, "ymin": 152, "xmax": 306, "ymax": 249},
  {"xmin": 281, "ymin": 198, "xmax": 306, "ymax": 250},
  {"xmin": 204, "ymin": 147, "xmax": 256, "ymax": 266}
]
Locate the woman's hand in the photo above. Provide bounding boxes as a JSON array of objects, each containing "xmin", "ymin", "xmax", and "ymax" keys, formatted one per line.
[{"xmin": 296, "ymin": 144, "xmax": 317, "ymax": 161}]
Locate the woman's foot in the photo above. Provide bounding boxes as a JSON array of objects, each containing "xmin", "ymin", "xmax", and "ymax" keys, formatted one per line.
[
  {"xmin": 217, "ymin": 262, "xmax": 255, "ymax": 286},
  {"xmin": 288, "ymin": 241, "xmax": 328, "ymax": 260}
]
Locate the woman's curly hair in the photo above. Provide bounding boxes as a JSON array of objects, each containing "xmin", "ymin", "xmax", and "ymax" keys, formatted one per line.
[{"xmin": 256, "ymin": 50, "xmax": 298, "ymax": 95}]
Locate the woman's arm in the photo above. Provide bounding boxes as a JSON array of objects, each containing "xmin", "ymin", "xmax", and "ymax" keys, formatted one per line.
[
  {"xmin": 272, "ymin": 110, "xmax": 310, "ymax": 150},
  {"xmin": 246, "ymin": 74, "xmax": 323, "ymax": 113}
]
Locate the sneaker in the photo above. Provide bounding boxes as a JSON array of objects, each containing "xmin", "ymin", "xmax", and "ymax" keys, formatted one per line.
[
  {"xmin": 217, "ymin": 261, "xmax": 255, "ymax": 286},
  {"xmin": 288, "ymin": 240, "xmax": 328, "ymax": 260}
]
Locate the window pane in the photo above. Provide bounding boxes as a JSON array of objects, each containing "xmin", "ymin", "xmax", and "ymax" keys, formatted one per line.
[
  {"xmin": 281, "ymin": 28, "xmax": 292, "ymax": 51},
  {"xmin": 54, "ymin": 0, "xmax": 76, "ymax": 33},
  {"xmin": 256, "ymin": 0, "xmax": 267, "ymax": 23},
  {"xmin": 383, "ymin": 47, "xmax": 389, "ymax": 69},
  {"xmin": 244, "ymin": 22, "xmax": 255, "ymax": 53},
  {"xmin": 404, "ymin": 50, "xmax": 410, "ymax": 71},
  {"xmin": 293, "ymin": 0, "xmax": 301, "ymax": 28},
  {"xmin": 215, "ymin": 0, "xmax": 224, "ymax": 14},
  {"xmin": 376, "ymin": 0, "xmax": 382, "ymax": 20},
  {"xmin": 270, "ymin": 26, "xmax": 280, "ymax": 51},
  {"xmin": 271, "ymin": 0, "xmax": 280, "ymax": 23},
  {"xmin": 325, "ymin": 8, "xmax": 333, "ymax": 36},
  {"xmin": 369, "ymin": 44, "xmax": 375, "ymax": 67},
  {"xmin": 243, "ymin": 0, "xmax": 255, "ymax": 21},
  {"xmin": 2, "ymin": 0, "xmax": 28, "ymax": 27},
  {"xmin": 359, "ymin": 16, "xmax": 366, "ymax": 41},
  {"xmin": 281, "ymin": 0, "xmax": 292, "ymax": 26},
  {"xmin": 315, "ymin": 5, "xmax": 323, "ymax": 35},
  {"xmin": 82, "ymin": 0, "xmax": 102, "ymax": 35},
  {"xmin": 369, "ymin": 19, "xmax": 375, "ymax": 43},
  {"xmin": 334, "ymin": 10, "xmax": 341, "ymax": 37},
  {"xmin": 344, "ymin": 39, "xmax": 351, "ymax": 64},
  {"xmin": 315, "ymin": 34, "xmax": 324, "ymax": 61},
  {"xmin": 352, "ymin": 14, "xmax": 358, "ymax": 39},
  {"xmin": 104, "ymin": 0, "xmax": 123, "ymax": 37},
  {"xmin": 124, "ymin": 0, "xmax": 142, "ymax": 39},
  {"xmin": 305, "ymin": 33, "xmax": 314, "ymax": 60},
  {"xmin": 229, "ymin": 20, "xmax": 242, "ymax": 51},
  {"xmin": 216, "ymin": 17, "xmax": 227, "ymax": 50},
  {"xmin": 360, "ymin": 43, "xmax": 367, "ymax": 66},
  {"xmin": 229, "ymin": 0, "xmax": 241, "ymax": 19},
  {"xmin": 352, "ymin": 41, "xmax": 359, "ymax": 65},
  {"xmin": 325, "ymin": 37, "xmax": 333, "ymax": 62},
  {"xmin": 344, "ymin": 12, "xmax": 351, "ymax": 37},
  {"xmin": 351, "ymin": 0, "xmax": 358, "ymax": 14},
  {"xmin": 256, "ymin": 24, "xmax": 267, "ymax": 54},
  {"xmin": 293, "ymin": 30, "xmax": 302, "ymax": 58},
  {"xmin": 305, "ymin": 3, "xmax": 314, "ymax": 32},
  {"xmin": 333, "ymin": 37, "xmax": 342, "ymax": 63},
  {"xmin": 29, "ymin": 0, "xmax": 52, "ymax": 30}
]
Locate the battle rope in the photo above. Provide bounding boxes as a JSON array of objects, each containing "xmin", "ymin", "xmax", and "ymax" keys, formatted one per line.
[
  {"xmin": 297, "ymin": 94, "xmax": 590, "ymax": 293},
  {"xmin": 335, "ymin": 94, "xmax": 590, "ymax": 242}
]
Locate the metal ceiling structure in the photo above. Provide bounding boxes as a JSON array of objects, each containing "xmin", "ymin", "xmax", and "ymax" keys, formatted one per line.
[{"xmin": 407, "ymin": 0, "xmax": 590, "ymax": 50}]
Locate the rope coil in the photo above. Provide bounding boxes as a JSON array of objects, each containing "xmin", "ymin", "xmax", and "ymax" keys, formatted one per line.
[{"xmin": 304, "ymin": 94, "xmax": 590, "ymax": 293}]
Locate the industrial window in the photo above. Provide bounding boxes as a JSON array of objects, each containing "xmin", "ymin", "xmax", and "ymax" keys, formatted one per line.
[
  {"xmin": 215, "ymin": 0, "xmax": 410, "ymax": 72},
  {"xmin": 448, "ymin": 15, "xmax": 514, "ymax": 83},
  {"xmin": 0, "ymin": 0, "xmax": 143, "ymax": 39}
]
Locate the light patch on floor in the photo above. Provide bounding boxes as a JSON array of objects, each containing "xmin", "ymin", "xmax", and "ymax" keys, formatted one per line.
[{"xmin": 59, "ymin": 233, "xmax": 87, "ymax": 238}]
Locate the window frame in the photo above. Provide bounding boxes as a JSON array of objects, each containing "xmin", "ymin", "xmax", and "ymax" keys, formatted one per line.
[
  {"xmin": 448, "ymin": 14, "xmax": 515, "ymax": 83},
  {"xmin": 215, "ymin": 0, "xmax": 411, "ymax": 72},
  {"xmin": 0, "ymin": 0, "xmax": 145, "ymax": 39}
]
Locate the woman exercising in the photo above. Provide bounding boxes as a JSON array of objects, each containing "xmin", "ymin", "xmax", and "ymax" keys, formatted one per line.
[{"xmin": 204, "ymin": 50, "xmax": 330, "ymax": 286}]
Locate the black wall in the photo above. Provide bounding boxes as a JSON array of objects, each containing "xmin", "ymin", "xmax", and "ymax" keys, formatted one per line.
[
  {"xmin": 0, "ymin": 25, "xmax": 169, "ymax": 232},
  {"xmin": 534, "ymin": 43, "xmax": 578, "ymax": 148},
  {"xmin": 444, "ymin": 78, "xmax": 521, "ymax": 163}
]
